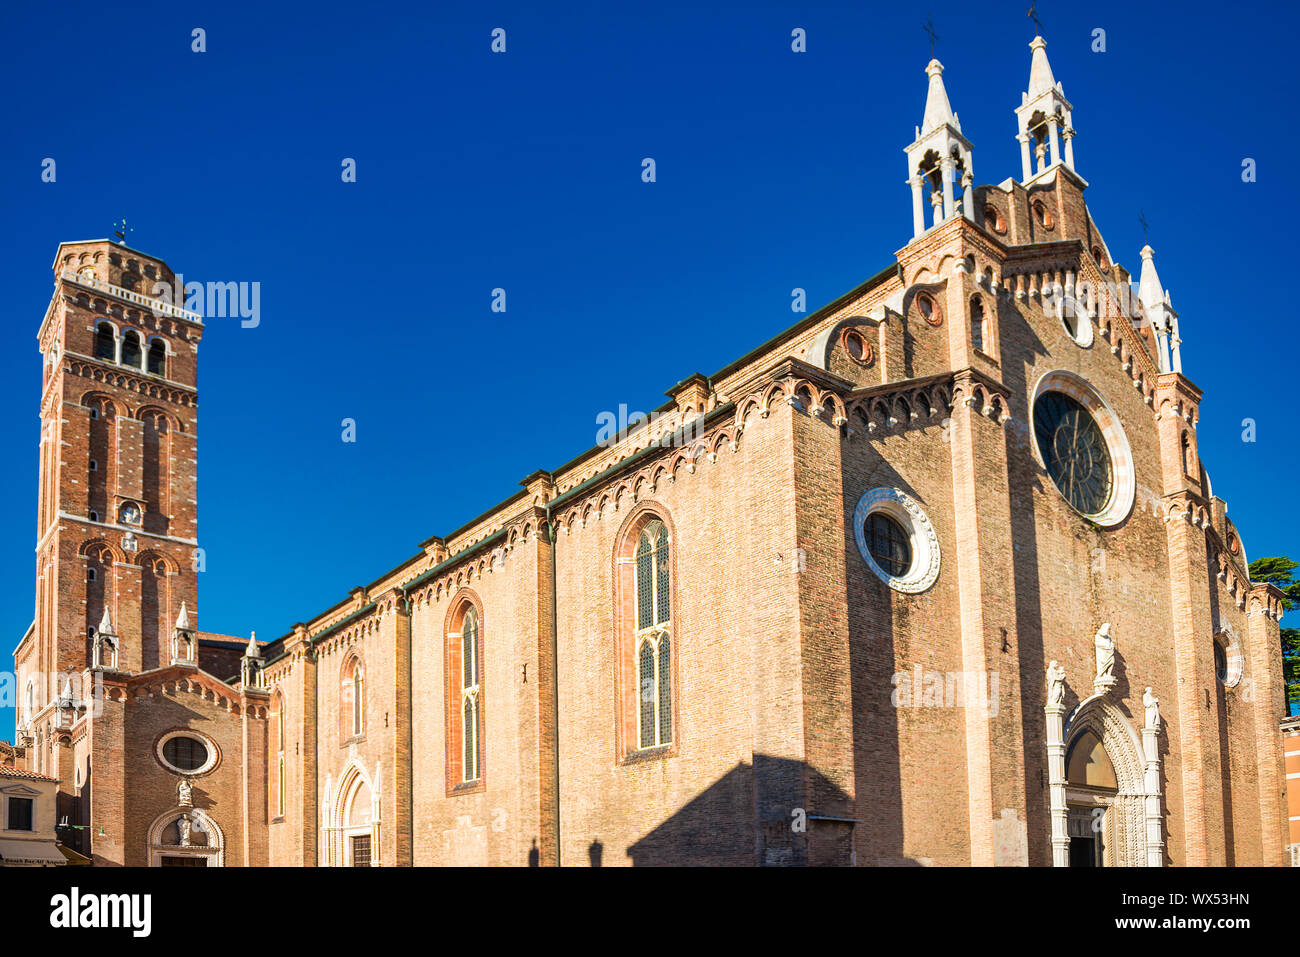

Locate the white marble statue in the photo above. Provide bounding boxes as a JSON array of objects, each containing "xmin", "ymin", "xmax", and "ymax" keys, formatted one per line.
[
  {"xmin": 179, "ymin": 814, "xmax": 192, "ymax": 847},
  {"xmin": 1094, "ymin": 623, "xmax": 1116, "ymax": 682},
  {"xmin": 178, "ymin": 777, "xmax": 193, "ymax": 807},
  {"xmin": 1046, "ymin": 660, "xmax": 1066, "ymax": 706},
  {"xmin": 1143, "ymin": 687, "xmax": 1160, "ymax": 731}
]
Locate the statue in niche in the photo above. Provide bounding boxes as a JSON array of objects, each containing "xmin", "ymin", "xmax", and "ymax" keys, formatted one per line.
[
  {"xmin": 177, "ymin": 776, "xmax": 193, "ymax": 807},
  {"xmin": 1143, "ymin": 687, "xmax": 1161, "ymax": 731},
  {"xmin": 1046, "ymin": 660, "xmax": 1066, "ymax": 706},
  {"xmin": 1094, "ymin": 623, "xmax": 1116, "ymax": 682},
  {"xmin": 178, "ymin": 814, "xmax": 192, "ymax": 847}
]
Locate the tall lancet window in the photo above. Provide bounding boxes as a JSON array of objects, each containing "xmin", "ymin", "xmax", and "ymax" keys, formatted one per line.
[
  {"xmin": 461, "ymin": 607, "xmax": 481, "ymax": 781},
  {"xmin": 635, "ymin": 520, "xmax": 672, "ymax": 749}
]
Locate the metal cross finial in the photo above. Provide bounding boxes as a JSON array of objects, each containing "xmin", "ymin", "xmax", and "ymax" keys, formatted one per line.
[
  {"xmin": 1139, "ymin": 208, "xmax": 1150, "ymax": 244},
  {"xmin": 923, "ymin": 16, "xmax": 939, "ymax": 57},
  {"xmin": 113, "ymin": 217, "xmax": 133, "ymax": 245},
  {"xmin": 1027, "ymin": 4, "xmax": 1045, "ymax": 36}
]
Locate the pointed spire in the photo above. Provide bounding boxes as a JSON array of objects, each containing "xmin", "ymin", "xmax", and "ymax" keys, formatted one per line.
[
  {"xmin": 1137, "ymin": 245, "xmax": 1182, "ymax": 374},
  {"xmin": 1015, "ymin": 34, "xmax": 1077, "ymax": 180},
  {"xmin": 1137, "ymin": 245, "xmax": 1164, "ymax": 313},
  {"xmin": 174, "ymin": 601, "xmax": 191, "ymax": 632},
  {"xmin": 245, "ymin": 631, "xmax": 261, "ymax": 659},
  {"xmin": 906, "ymin": 56, "xmax": 975, "ymax": 238},
  {"xmin": 921, "ymin": 59, "xmax": 960, "ymax": 133},
  {"xmin": 1027, "ymin": 36, "xmax": 1057, "ymax": 98},
  {"xmin": 98, "ymin": 606, "xmax": 115, "ymax": 637}
]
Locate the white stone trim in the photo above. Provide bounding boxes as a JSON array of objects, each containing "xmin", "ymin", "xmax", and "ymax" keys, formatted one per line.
[
  {"xmin": 146, "ymin": 807, "xmax": 224, "ymax": 867},
  {"xmin": 852, "ymin": 487, "xmax": 940, "ymax": 594},
  {"xmin": 155, "ymin": 729, "xmax": 218, "ymax": 776}
]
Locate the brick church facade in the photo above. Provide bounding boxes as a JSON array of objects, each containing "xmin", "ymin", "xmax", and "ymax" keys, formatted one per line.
[{"xmin": 6, "ymin": 36, "xmax": 1292, "ymax": 866}]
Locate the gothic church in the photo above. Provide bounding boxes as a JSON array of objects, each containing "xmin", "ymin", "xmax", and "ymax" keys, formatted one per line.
[{"xmin": 6, "ymin": 36, "xmax": 1291, "ymax": 866}]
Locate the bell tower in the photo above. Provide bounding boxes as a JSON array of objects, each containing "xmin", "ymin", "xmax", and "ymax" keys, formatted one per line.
[
  {"xmin": 17, "ymin": 240, "xmax": 205, "ymax": 762},
  {"xmin": 904, "ymin": 57, "xmax": 976, "ymax": 239},
  {"xmin": 1015, "ymin": 34, "xmax": 1077, "ymax": 181}
]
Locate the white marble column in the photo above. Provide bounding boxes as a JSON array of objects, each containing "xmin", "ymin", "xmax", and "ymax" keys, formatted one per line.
[
  {"xmin": 909, "ymin": 175, "xmax": 925, "ymax": 238},
  {"xmin": 1142, "ymin": 723, "xmax": 1164, "ymax": 866},
  {"xmin": 1046, "ymin": 700, "xmax": 1069, "ymax": 866}
]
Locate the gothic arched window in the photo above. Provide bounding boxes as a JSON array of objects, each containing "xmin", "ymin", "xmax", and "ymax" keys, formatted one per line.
[
  {"xmin": 94, "ymin": 322, "xmax": 115, "ymax": 361},
  {"xmin": 147, "ymin": 338, "xmax": 166, "ymax": 376},
  {"xmin": 461, "ymin": 606, "xmax": 481, "ymax": 782},
  {"xmin": 121, "ymin": 330, "xmax": 143, "ymax": 368},
  {"xmin": 446, "ymin": 599, "xmax": 484, "ymax": 790},
  {"xmin": 635, "ymin": 520, "xmax": 672, "ymax": 750},
  {"xmin": 341, "ymin": 655, "xmax": 364, "ymax": 740}
]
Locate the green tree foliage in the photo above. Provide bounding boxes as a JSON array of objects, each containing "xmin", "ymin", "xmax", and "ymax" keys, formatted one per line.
[{"xmin": 1248, "ymin": 556, "xmax": 1300, "ymax": 710}]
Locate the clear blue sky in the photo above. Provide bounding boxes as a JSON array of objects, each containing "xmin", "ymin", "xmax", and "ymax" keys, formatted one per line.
[{"xmin": 2, "ymin": 1, "xmax": 1296, "ymax": 738}]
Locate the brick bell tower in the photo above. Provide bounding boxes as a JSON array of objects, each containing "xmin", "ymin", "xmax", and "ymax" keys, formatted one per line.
[{"xmin": 16, "ymin": 240, "xmax": 204, "ymax": 774}]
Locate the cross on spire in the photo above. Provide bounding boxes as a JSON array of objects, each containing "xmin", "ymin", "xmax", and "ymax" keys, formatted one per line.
[
  {"xmin": 1027, "ymin": 4, "xmax": 1045, "ymax": 36},
  {"xmin": 1139, "ymin": 208, "xmax": 1150, "ymax": 244},
  {"xmin": 923, "ymin": 16, "xmax": 939, "ymax": 57}
]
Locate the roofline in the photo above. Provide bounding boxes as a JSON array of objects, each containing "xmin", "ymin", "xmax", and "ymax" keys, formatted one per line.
[
  {"xmin": 264, "ymin": 260, "xmax": 898, "ymax": 647},
  {"xmin": 51, "ymin": 239, "xmax": 174, "ymax": 273},
  {"xmin": 708, "ymin": 260, "xmax": 899, "ymax": 385}
]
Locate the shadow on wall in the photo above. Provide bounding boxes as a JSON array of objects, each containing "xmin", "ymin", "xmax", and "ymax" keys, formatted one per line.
[{"xmin": 624, "ymin": 755, "xmax": 855, "ymax": 866}]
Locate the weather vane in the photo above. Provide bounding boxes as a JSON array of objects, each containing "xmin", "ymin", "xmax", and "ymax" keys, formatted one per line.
[
  {"xmin": 1139, "ymin": 208, "xmax": 1150, "ymax": 244},
  {"xmin": 923, "ymin": 16, "xmax": 939, "ymax": 57},
  {"xmin": 113, "ymin": 217, "xmax": 134, "ymax": 245},
  {"xmin": 1027, "ymin": 4, "xmax": 1045, "ymax": 36}
]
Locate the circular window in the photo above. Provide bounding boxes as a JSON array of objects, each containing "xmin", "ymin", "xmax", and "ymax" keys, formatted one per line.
[
  {"xmin": 1033, "ymin": 200, "xmax": 1054, "ymax": 229},
  {"xmin": 915, "ymin": 292, "xmax": 942, "ymax": 327},
  {"xmin": 841, "ymin": 327, "xmax": 874, "ymax": 366},
  {"xmin": 1034, "ymin": 392, "xmax": 1112, "ymax": 515},
  {"xmin": 1030, "ymin": 372, "xmax": 1135, "ymax": 527},
  {"xmin": 853, "ymin": 487, "xmax": 940, "ymax": 593},
  {"xmin": 984, "ymin": 204, "xmax": 1007, "ymax": 235},
  {"xmin": 1213, "ymin": 630, "xmax": 1244, "ymax": 688},
  {"xmin": 156, "ymin": 731, "xmax": 218, "ymax": 775}
]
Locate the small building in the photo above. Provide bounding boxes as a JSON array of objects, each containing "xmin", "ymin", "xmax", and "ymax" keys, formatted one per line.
[{"xmin": 0, "ymin": 766, "xmax": 66, "ymax": 866}]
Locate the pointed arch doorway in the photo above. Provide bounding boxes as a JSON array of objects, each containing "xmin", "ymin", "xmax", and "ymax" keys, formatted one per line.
[{"xmin": 1056, "ymin": 696, "xmax": 1164, "ymax": 867}]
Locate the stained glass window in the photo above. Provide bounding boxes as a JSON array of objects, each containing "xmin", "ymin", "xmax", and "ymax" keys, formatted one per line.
[
  {"xmin": 461, "ymin": 607, "xmax": 480, "ymax": 781},
  {"xmin": 634, "ymin": 520, "xmax": 672, "ymax": 749},
  {"xmin": 1034, "ymin": 391, "xmax": 1113, "ymax": 515}
]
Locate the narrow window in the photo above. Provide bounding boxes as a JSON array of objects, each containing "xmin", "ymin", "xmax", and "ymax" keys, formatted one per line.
[
  {"xmin": 94, "ymin": 323, "xmax": 115, "ymax": 361},
  {"xmin": 461, "ymin": 607, "xmax": 481, "ymax": 781},
  {"xmin": 970, "ymin": 296, "xmax": 985, "ymax": 353},
  {"xmin": 634, "ymin": 521, "xmax": 672, "ymax": 749},
  {"xmin": 121, "ymin": 330, "xmax": 142, "ymax": 368},
  {"xmin": 147, "ymin": 339, "xmax": 166, "ymax": 376},
  {"xmin": 352, "ymin": 662, "xmax": 364, "ymax": 737}
]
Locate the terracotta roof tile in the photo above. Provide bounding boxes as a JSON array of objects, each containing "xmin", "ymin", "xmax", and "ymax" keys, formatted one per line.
[{"xmin": 0, "ymin": 766, "xmax": 58, "ymax": 783}]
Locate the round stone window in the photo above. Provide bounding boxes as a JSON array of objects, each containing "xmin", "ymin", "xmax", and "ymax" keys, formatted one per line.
[
  {"xmin": 1033, "ymin": 200, "xmax": 1054, "ymax": 229},
  {"xmin": 1030, "ymin": 372, "xmax": 1135, "ymax": 527},
  {"xmin": 841, "ymin": 327, "xmax": 874, "ymax": 366},
  {"xmin": 156, "ymin": 731, "xmax": 218, "ymax": 775},
  {"xmin": 915, "ymin": 292, "xmax": 942, "ymax": 327},
  {"xmin": 853, "ymin": 487, "xmax": 940, "ymax": 593}
]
